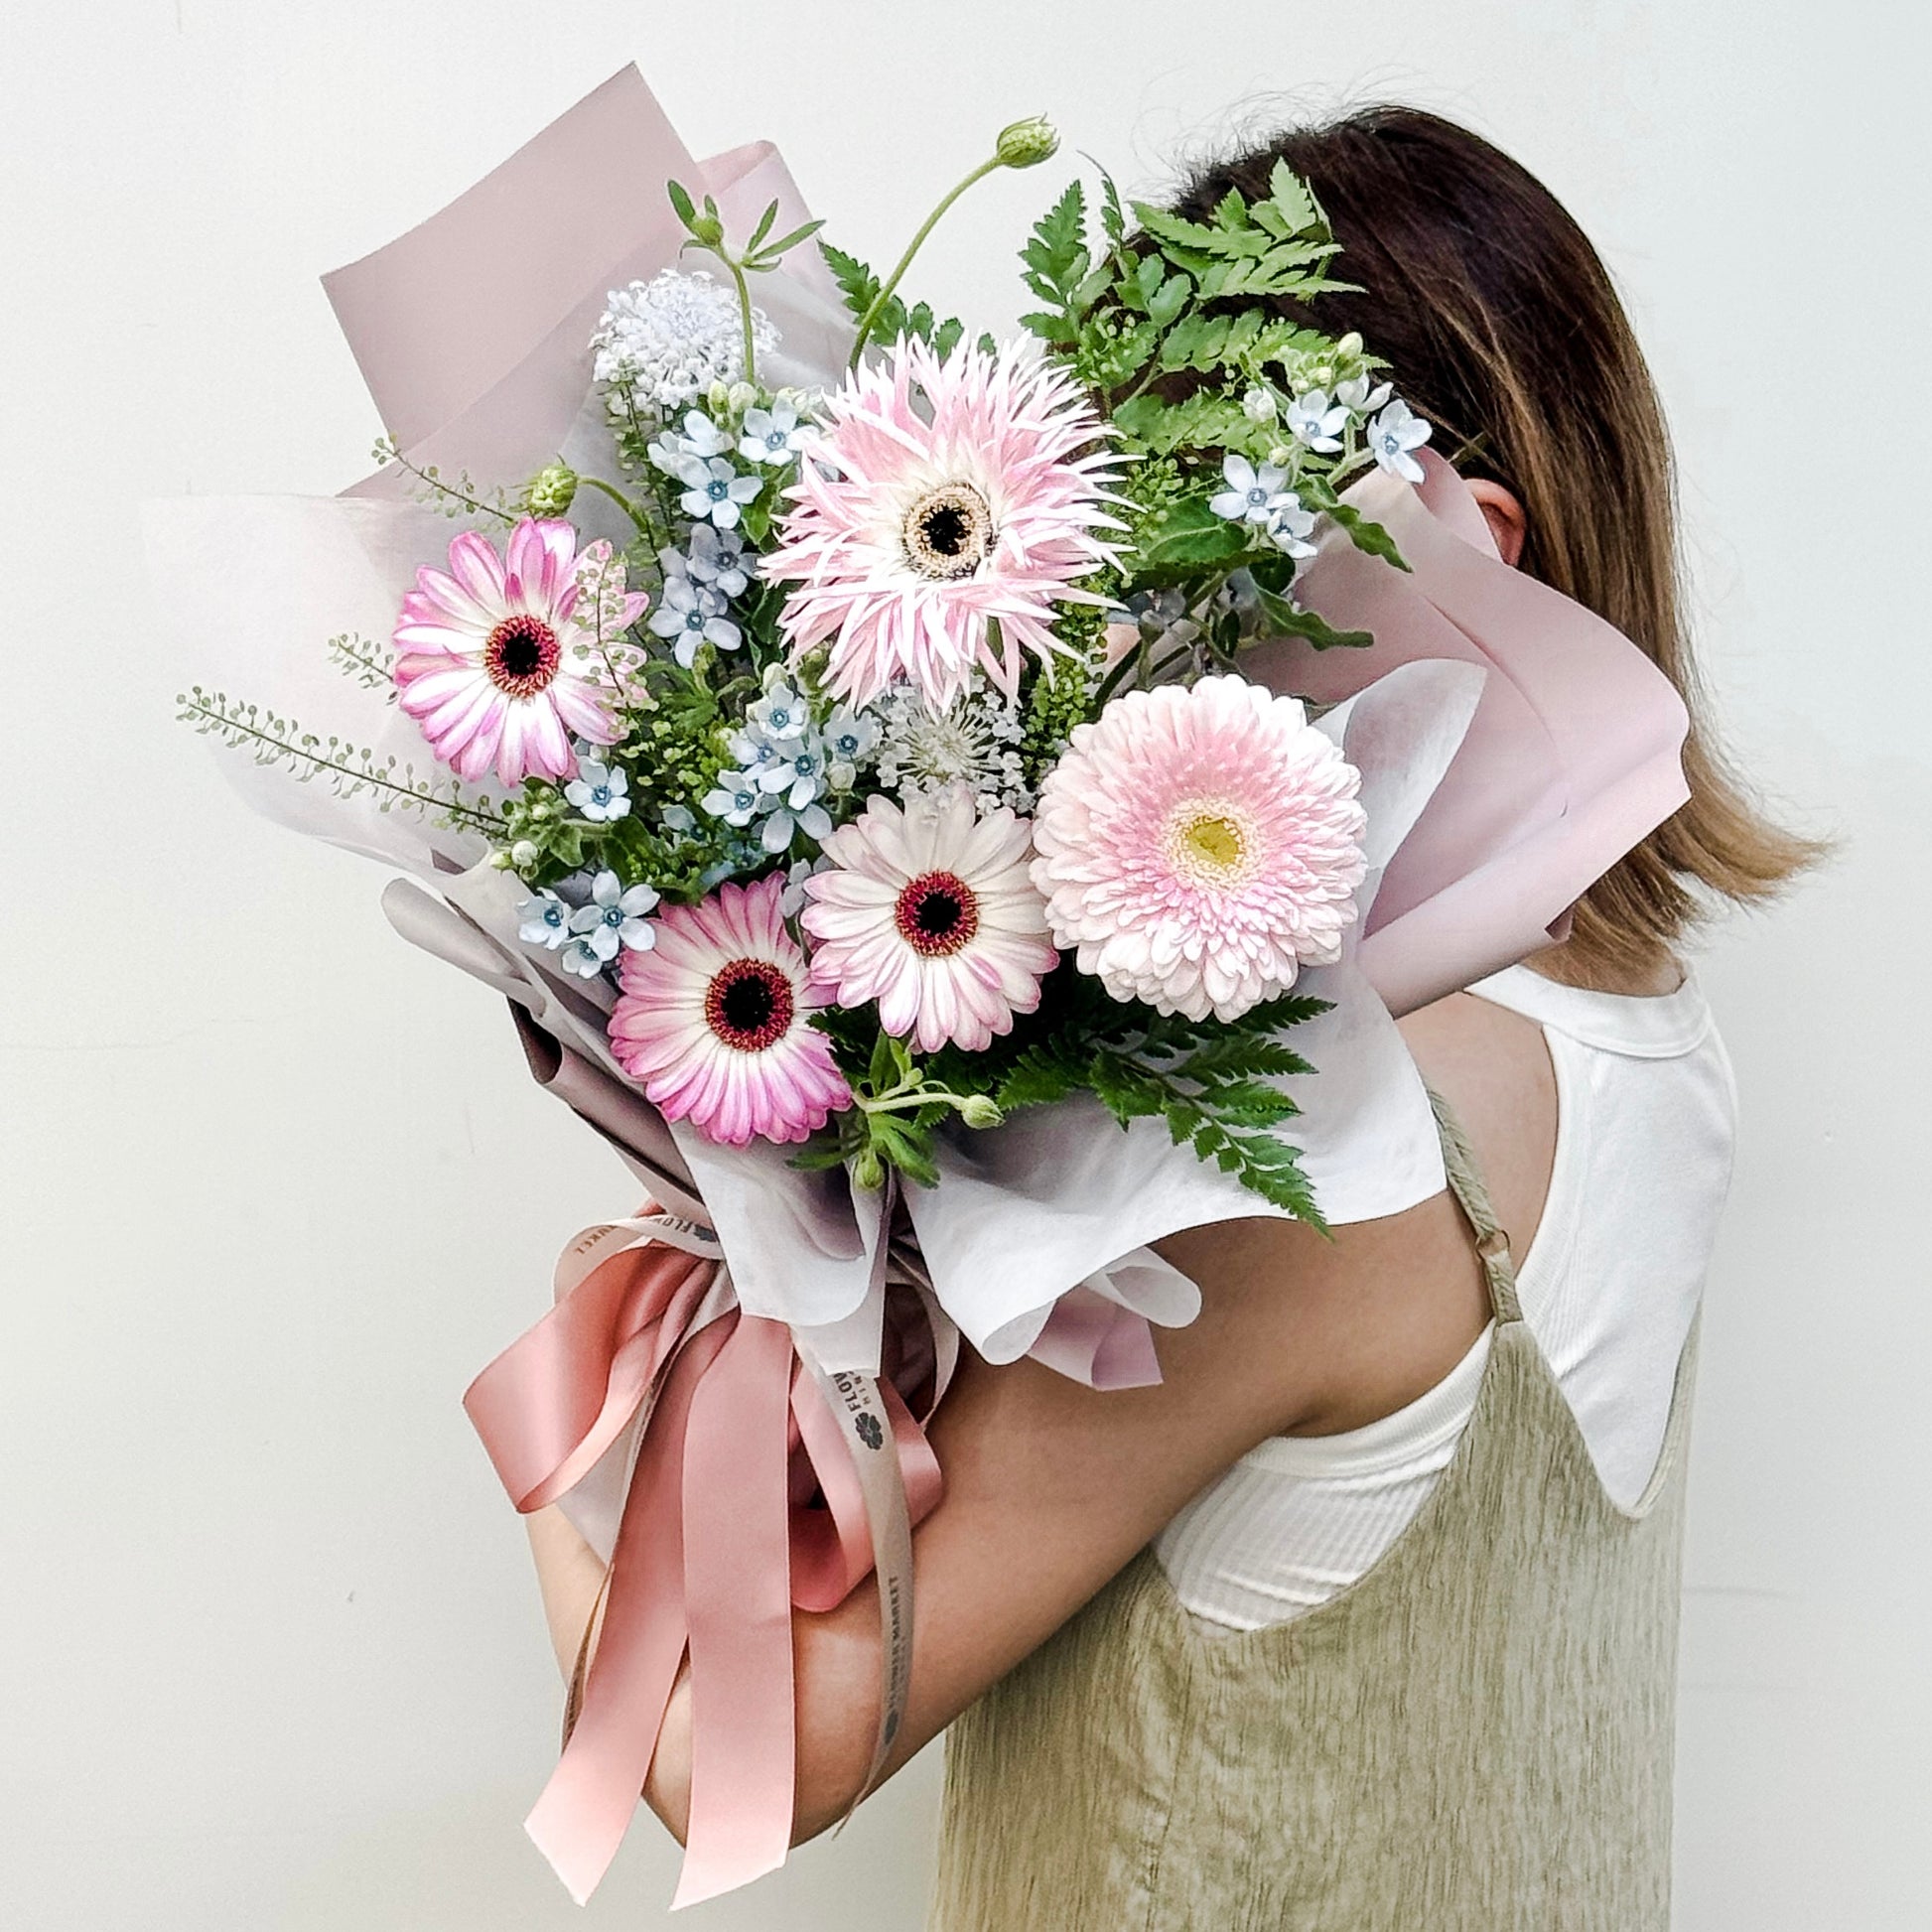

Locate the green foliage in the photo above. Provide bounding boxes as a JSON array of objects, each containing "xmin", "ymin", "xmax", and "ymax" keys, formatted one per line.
[
  {"xmin": 989, "ymin": 988, "xmax": 1333, "ymax": 1223},
  {"xmin": 326, "ymin": 631, "xmax": 394, "ymax": 690},
  {"xmin": 1323, "ymin": 500, "xmax": 1411, "ymax": 573},
  {"xmin": 818, "ymin": 240, "xmax": 988, "ymax": 359}
]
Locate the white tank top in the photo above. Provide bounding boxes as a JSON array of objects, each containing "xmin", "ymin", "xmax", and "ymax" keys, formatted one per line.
[{"xmin": 1154, "ymin": 964, "xmax": 1736, "ymax": 1632}]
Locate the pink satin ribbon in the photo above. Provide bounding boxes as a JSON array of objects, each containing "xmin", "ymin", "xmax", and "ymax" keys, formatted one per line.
[{"xmin": 464, "ymin": 1214, "xmax": 942, "ymax": 1907}]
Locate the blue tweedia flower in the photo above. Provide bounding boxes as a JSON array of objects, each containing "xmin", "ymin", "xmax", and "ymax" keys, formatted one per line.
[
  {"xmin": 682, "ymin": 522, "xmax": 751, "ymax": 599},
  {"xmin": 757, "ymin": 795, "xmax": 833, "ymax": 855},
  {"xmin": 568, "ymin": 869, "xmax": 661, "ymax": 961},
  {"xmin": 746, "ymin": 677, "xmax": 811, "ymax": 747},
  {"xmin": 1368, "ymin": 399, "xmax": 1432, "ymax": 484},
  {"xmin": 516, "ymin": 888, "xmax": 572, "ymax": 951},
  {"xmin": 649, "ymin": 577, "xmax": 741, "ymax": 666},
  {"xmin": 677, "ymin": 409, "xmax": 733, "ymax": 460},
  {"xmin": 757, "ymin": 734, "xmax": 829, "ymax": 811},
  {"xmin": 559, "ymin": 937, "xmax": 608, "ymax": 980},
  {"xmin": 1208, "ymin": 453, "xmax": 1294, "ymax": 527},
  {"xmin": 676, "ymin": 454, "xmax": 762, "ymax": 530},
  {"xmin": 1336, "ymin": 374, "xmax": 1393, "ymax": 415},
  {"xmin": 738, "ymin": 401, "xmax": 810, "ymax": 467},
  {"xmin": 1267, "ymin": 492, "xmax": 1318, "ymax": 559},
  {"xmin": 701, "ymin": 768, "xmax": 764, "ymax": 827},
  {"xmin": 563, "ymin": 759, "xmax": 631, "ymax": 822},
  {"xmin": 1284, "ymin": 388, "xmax": 1348, "ymax": 452},
  {"xmin": 822, "ymin": 704, "xmax": 881, "ymax": 788}
]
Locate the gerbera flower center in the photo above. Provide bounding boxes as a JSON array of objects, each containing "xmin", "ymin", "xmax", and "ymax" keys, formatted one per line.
[
  {"xmin": 483, "ymin": 614, "xmax": 561, "ymax": 698},
  {"xmin": 1165, "ymin": 800, "xmax": 1260, "ymax": 887},
  {"xmin": 894, "ymin": 870, "xmax": 981, "ymax": 958},
  {"xmin": 902, "ymin": 483, "xmax": 993, "ymax": 580},
  {"xmin": 703, "ymin": 958, "xmax": 795, "ymax": 1052}
]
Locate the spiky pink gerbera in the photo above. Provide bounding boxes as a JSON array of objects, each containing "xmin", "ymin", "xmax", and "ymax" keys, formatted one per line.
[
  {"xmin": 392, "ymin": 518, "xmax": 643, "ymax": 788},
  {"xmin": 608, "ymin": 874, "xmax": 851, "ymax": 1147},
  {"xmin": 1031, "ymin": 677, "xmax": 1368, "ymax": 1023},
  {"xmin": 802, "ymin": 785, "xmax": 1060, "ymax": 1053},
  {"xmin": 762, "ymin": 338, "xmax": 1123, "ymax": 709}
]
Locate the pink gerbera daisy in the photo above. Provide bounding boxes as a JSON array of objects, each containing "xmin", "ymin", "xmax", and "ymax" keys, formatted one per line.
[
  {"xmin": 762, "ymin": 337, "xmax": 1123, "ymax": 709},
  {"xmin": 392, "ymin": 518, "xmax": 643, "ymax": 788},
  {"xmin": 802, "ymin": 785, "xmax": 1060, "ymax": 1053},
  {"xmin": 1031, "ymin": 676, "xmax": 1368, "ymax": 1023},
  {"xmin": 609, "ymin": 874, "xmax": 851, "ymax": 1148}
]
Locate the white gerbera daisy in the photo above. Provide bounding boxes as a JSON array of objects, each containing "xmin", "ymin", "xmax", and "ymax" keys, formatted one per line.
[{"xmin": 801, "ymin": 785, "xmax": 1060, "ymax": 1053}]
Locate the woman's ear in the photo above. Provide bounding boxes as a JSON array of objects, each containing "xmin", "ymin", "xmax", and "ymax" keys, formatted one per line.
[{"xmin": 1464, "ymin": 479, "xmax": 1527, "ymax": 567}]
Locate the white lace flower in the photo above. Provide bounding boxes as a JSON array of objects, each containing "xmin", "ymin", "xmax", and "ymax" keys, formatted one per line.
[
  {"xmin": 873, "ymin": 684, "xmax": 1033, "ymax": 812},
  {"xmin": 591, "ymin": 270, "xmax": 777, "ymax": 410}
]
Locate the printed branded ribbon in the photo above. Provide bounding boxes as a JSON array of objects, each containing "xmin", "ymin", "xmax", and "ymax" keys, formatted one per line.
[{"xmin": 463, "ymin": 1199, "xmax": 944, "ymax": 1906}]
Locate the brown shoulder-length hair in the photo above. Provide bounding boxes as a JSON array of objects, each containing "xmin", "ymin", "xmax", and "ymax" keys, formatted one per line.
[{"xmin": 1174, "ymin": 105, "xmax": 1818, "ymax": 984}]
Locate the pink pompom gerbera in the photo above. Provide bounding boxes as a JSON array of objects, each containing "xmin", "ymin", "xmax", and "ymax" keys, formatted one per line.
[
  {"xmin": 392, "ymin": 518, "xmax": 643, "ymax": 788},
  {"xmin": 609, "ymin": 874, "xmax": 851, "ymax": 1148},
  {"xmin": 763, "ymin": 337, "xmax": 1123, "ymax": 709},
  {"xmin": 802, "ymin": 785, "xmax": 1060, "ymax": 1053},
  {"xmin": 1031, "ymin": 676, "xmax": 1368, "ymax": 1023}
]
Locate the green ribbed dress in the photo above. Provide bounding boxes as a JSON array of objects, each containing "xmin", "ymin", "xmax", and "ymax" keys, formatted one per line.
[{"xmin": 931, "ymin": 1098, "xmax": 1699, "ymax": 1930}]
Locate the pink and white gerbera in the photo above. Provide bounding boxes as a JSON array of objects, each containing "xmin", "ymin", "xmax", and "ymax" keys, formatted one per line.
[
  {"xmin": 802, "ymin": 785, "xmax": 1060, "ymax": 1053},
  {"xmin": 392, "ymin": 518, "xmax": 644, "ymax": 788},
  {"xmin": 609, "ymin": 874, "xmax": 851, "ymax": 1147},
  {"xmin": 1031, "ymin": 676, "xmax": 1368, "ymax": 1023},
  {"xmin": 762, "ymin": 337, "xmax": 1123, "ymax": 710}
]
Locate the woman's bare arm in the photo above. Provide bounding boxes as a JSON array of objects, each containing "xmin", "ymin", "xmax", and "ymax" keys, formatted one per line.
[{"xmin": 528, "ymin": 992, "xmax": 1557, "ymax": 1843}]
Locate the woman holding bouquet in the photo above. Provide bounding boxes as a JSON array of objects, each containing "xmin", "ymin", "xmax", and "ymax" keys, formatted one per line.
[{"xmin": 518, "ymin": 105, "xmax": 1812, "ymax": 1930}]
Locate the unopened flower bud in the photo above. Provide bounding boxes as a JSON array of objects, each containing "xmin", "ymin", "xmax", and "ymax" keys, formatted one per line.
[
  {"xmin": 996, "ymin": 116, "xmax": 1059, "ymax": 170},
  {"xmin": 708, "ymin": 379, "xmax": 732, "ymax": 413},
  {"xmin": 1268, "ymin": 443, "xmax": 1295, "ymax": 468},
  {"xmin": 727, "ymin": 380, "xmax": 758, "ymax": 412},
  {"xmin": 1311, "ymin": 363, "xmax": 1334, "ymax": 386},
  {"xmin": 959, "ymin": 1094, "xmax": 1004, "ymax": 1130},
  {"xmin": 1242, "ymin": 386, "xmax": 1278, "ymax": 424},
  {"xmin": 510, "ymin": 839, "xmax": 541, "ymax": 871},
  {"xmin": 488, "ymin": 846, "xmax": 516, "ymax": 870},
  {"xmin": 1335, "ymin": 331, "xmax": 1364, "ymax": 360},
  {"xmin": 524, "ymin": 462, "xmax": 578, "ymax": 517},
  {"xmin": 851, "ymin": 1147, "xmax": 886, "ymax": 1191}
]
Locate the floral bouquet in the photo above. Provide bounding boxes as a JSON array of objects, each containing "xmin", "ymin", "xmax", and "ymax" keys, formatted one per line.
[
  {"xmin": 161, "ymin": 68, "xmax": 1692, "ymax": 1907},
  {"xmin": 186, "ymin": 117, "xmax": 1436, "ymax": 1217}
]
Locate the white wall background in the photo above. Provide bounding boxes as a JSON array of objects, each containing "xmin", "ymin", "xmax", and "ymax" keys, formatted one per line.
[{"xmin": 4, "ymin": 2, "xmax": 1926, "ymax": 1926}]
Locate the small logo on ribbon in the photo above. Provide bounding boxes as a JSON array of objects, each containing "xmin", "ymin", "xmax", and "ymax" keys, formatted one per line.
[{"xmin": 854, "ymin": 1412, "xmax": 885, "ymax": 1451}]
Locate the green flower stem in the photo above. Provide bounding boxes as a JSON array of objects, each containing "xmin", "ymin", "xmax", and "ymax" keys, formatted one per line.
[
  {"xmin": 856, "ymin": 1082, "xmax": 998, "ymax": 1124},
  {"xmin": 847, "ymin": 154, "xmax": 1005, "ymax": 370},
  {"xmin": 574, "ymin": 472, "xmax": 650, "ymax": 531},
  {"xmin": 723, "ymin": 251, "xmax": 760, "ymax": 386},
  {"xmin": 1093, "ymin": 633, "xmax": 1199, "ymax": 707}
]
